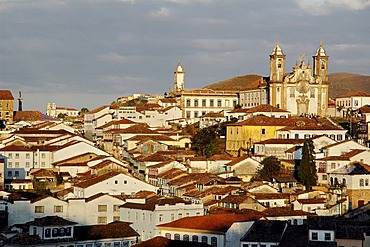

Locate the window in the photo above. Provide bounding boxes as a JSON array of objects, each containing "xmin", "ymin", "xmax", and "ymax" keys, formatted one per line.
[
  {"xmin": 174, "ymin": 234, "xmax": 180, "ymax": 240},
  {"xmin": 325, "ymin": 232, "xmax": 331, "ymax": 241},
  {"xmin": 186, "ymin": 111, "xmax": 191, "ymax": 119},
  {"xmin": 194, "ymin": 99, "xmax": 199, "ymax": 107},
  {"xmin": 211, "ymin": 237, "xmax": 217, "ymax": 247},
  {"xmin": 192, "ymin": 235, "xmax": 198, "ymax": 242},
  {"xmin": 113, "ymin": 216, "xmax": 120, "ymax": 221},
  {"xmin": 52, "ymin": 228, "xmax": 58, "ymax": 237},
  {"xmin": 202, "ymin": 99, "xmax": 206, "ymax": 107},
  {"xmin": 54, "ymin": 205, "xmax": 63, "ymax": 213},
  {"xmin": 45, "ymin": 228, "xmax": 51, "ymax": 238},
  {"xmin": 35, "ymin": 206, "xmax": 44, "ymax": 213},
  {"xmin": 98, "ymin": 205, "xmax": 107, "ymax": 212},
  {"xmin": 8, "ymin": 162, "xmax": 12, "ymax": 168},
  {"xmin": 290, "ymin": 88, "xmax": 295, "ymax": 97},
  {"xmin": 171, "ymin": 213, "xmax": 175, "ymax": 221},
  {"xmin": 26, "ymin": 162, "xmax": 30, "ymax": 168},
  {"xmin": 217, "ymin": 100, "xmax": 222, "ymax": 107},
  {"xmin": 194, "ymin": 111, "xmax": 198, "ymax": 118},
  {"xmin": 15, "ymin": 153, "xmax": 19, "ymax": 159},
  {"xmin": 183, "ymin": 234, "xmax": 189, "ymax": 241},
  {"xmin": 41, "ymin": 162, "xmax": 46, "ymax": 167},
  {"xmin": 201, "ymin": 236, "xmax": 208, "ymax": 243},
  {"xmin": 310, "ymin": 89, "xmax": 315, "ymax": 98},
  {"xmin": 311, "ymin": 232, "xmax": 318, "ymax": 240},
  {"xmin": 261, "ymin": 128, "xmax": 266, "ymax": 134},
  {"xmin": 322, "ymin": 175, "xmax": 328, "ymax": 181},
  {"xmin": 15, "ymin": 162, "xmax": 19, "ymax": 168},
  {"xmin": 165, "ymin": 233, "xmax": 171, "ymax": 239},
  {"xmin": 360, "ymin": 179, "xmax": 364, "ymax": 187},
  {"xmin": 41, "ymin": 153, "xmax": 46, "ymax": 159},
  {"xmin": 8, "ymin": 153, "xmax": 12, "ymax": 158},
  {"xmin": 337, "ymin": 134, "xmax": 342, "ymax": 141},
  {"xmin": 7, "ymin": 171, "xmax": 12, "ymax": 177},
  {"xmin": 366, "ymin": 179, "xmax": 369, "ymax": 186},
  {"xmin": 178, "ymin": 213, "xmax": 182, "ymax": 219},
  {"xmin": 113, "ymin": 205, "xmax": 120, "ymax": 212},
  {"xmin": 159, "ymin": 214, "xmax": 163, "ymax": 222},
  {"xmin": 210, "ymin": 100, "xmax": 214, "ymax": 107},
  {"xmin": 14, "ymin": 171, "xmax": 19, "ymax": 177},
  {"xmin": 186, "ymin": 99, "xmax": 191, "ymax": 107},
  {"xmin": 98, "ymin": 216, "xmax": 107, "ymax": 224}
]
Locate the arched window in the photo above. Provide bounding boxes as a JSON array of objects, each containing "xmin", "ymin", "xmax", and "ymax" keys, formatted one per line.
[
  {"xmin": 183, "ymin": 234, "xmax": 189, "ymax": 241},
  {"xmin": 360, "ymin": 179, "xmax": 364, "ymax": 187},
  {"xmin": 192, "ymin": 235, "xmax": 198, "ymax": 242},
  {"xmin": 211, "ymin": 237, "xmax": 217, "ymax": 247},
  {"xmin": 165, "ymin": 233, "xmax": 171, "ymax": 239},
  {"xmin": 186, "ymin": 99, "xmax": 191, "ymax": 107},
  {"xmin": 201, "ymin": 236, "xmax": 208, "ymax": 243},
  {"xmin": 45, "ymin": 228, "xmax": 51, "ymax": 238},
  {"xmin": 174, "ymin": 234, "xmax": 180, "ymax": 240}
]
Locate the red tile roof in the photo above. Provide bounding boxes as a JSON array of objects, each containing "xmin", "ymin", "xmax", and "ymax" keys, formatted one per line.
[
  {"xmin": 255, "ymin": 138, "xmax": 306, "ymax": 145},
  {"xmin": 133, "ymin": 236, "xmax": 212, "ymax": 247},
  {"xmin": 336, "ymin": 91, "xmax": 370, "ymax": 98},
  {"xmin": 158, "ymin": 213, "xmax": 262, "ymax": 232},
  {"xmin": 0, "ymin": 90, "xmax": 14, "ymax": 100},
  {"xmin": 74, "ymin": 221, "xmax": 139, "ymax": 240},
  {"xmin": 228, "ymin": 115, "xmax": 316, "ymax": 127},
  {"xmin": 246, "ymin": 104, "xmax": 289, "ymax": 113},
  {"xmin": 74, "ymin": 171, "xmax": 129, "ymax": 188}
]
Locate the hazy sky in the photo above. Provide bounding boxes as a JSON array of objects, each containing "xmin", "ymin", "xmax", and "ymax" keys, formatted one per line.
[{"xmin": 0, "ymin": 0, "xmax": 369, "ymax": 112}]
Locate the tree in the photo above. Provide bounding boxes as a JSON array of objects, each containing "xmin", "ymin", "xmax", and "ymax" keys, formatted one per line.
[
  {"xmin": 256, "ymin": 156, "xmax": 282, "ymax": 181},
  {"xmin": 191, "ymin": 126, "xmax": 223, "ymax": 158},
  {"xmin": 298, "ymin": 139, "xmax": 317, "ymax": 189},
  {"xmin": 79, "ymin": 107, "xmax": 89, "ymax": 116}
]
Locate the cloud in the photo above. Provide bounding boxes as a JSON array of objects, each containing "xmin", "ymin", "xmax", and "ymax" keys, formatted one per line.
[
  {"xmin": 0, "ymin": 0, "xmax": 66, "ymax": 13},
  {"xmin": 296, "ymin": 0, "xmax": 370, "ymax": 15},
  {"xmin": 190, "ymin": 38, "xmax": 242, "ymax": 50},
  {"xmin": 99, "ymin": 52, "xmax": 128, "ymax": 63},
  {"xmin": 149, "ymin": 7, "xmax": 171, "ymax": 18}
]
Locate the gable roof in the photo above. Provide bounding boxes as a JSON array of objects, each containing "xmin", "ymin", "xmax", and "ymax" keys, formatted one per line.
[
  {"xmin": 158, "ymin": 214, "xmax": 261, "ymax": 232},
  {"xmin": 228, "ymin": 115, "xmax": 316, "ymax": 127},
  {"xmin": 14, "ymin": 111, "xmax": 58, "ymax": 122},
  {"xmin": 27, "ymin": 216, "xmax": 77, "ymax": 226},
  {"xmin": 241, "ymin": 220, "xmax": 287, "ymax": 242},
  {"xmin": 74, "ymin": 221, "xmax": 139, "ymax": 240},
  {"xmin": 133, "ymin": 236, "xmax": 212, "ymax": 247},
  {"xmin": 0, "ymin": 90, "xmax": 14, "ymax": 100},
  {"xmin": 121, "ymin": 196, "xmax": 190, "ymax": 211},
  {"xmin": 336, "ymin": 91, "xmax": 370, "ymax": 98},
  {"xmin": 246, "ymin": 104, "xmax": 290, "ymax": 113},
  {"xmin": 74, "ymin": 171, "xmax": 129, "ymax": 188}
]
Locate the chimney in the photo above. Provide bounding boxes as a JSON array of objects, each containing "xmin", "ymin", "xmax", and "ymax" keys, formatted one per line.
[{"xmin": 18, "ymin": 91, "xmax": 23, "ymax": 111}]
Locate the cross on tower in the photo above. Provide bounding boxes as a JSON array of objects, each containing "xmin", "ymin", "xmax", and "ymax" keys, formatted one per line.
[{"xmin": 301, "ymin": 52, "xmax": 306, "ymax": 62}]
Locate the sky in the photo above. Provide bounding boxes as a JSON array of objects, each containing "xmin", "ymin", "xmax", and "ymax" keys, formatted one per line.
[{"xmin": 0, "ymin": 0, "xmax": 369, "ymax": 112}]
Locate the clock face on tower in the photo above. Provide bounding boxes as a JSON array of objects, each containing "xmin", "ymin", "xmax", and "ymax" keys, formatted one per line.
[{"xmin": 297, "ymin": 80, "xmax": 309, "ymax": 94}]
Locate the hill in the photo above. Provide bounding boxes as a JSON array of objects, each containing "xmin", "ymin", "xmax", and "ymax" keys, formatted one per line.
[
  {"xmin": 328, "ymin": 72, "xmax": 370, "ymax": 98},
  {"xmin": 203, "ymin": 74, "xmax": 263, "ymax": 91},
  {"xmin": 204, "ymin": 72, "xmax": 370, "ymax": 99}
]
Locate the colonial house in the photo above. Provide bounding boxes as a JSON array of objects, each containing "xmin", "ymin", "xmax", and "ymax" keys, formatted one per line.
[
  {"xmin": 335, "ymin": 91, "xmax": 370, "ymax": 112},
  {"xmin": 83, "ymin": 105, "xmax": 113, "ymax": 141},
  {"xmin": 253, "ymin": 138, "xmax": 306, "ymax": 160},
  {"xmin": 73, "ymin": 171, "xmax": 156, "ymax": 198},
  {"xmin": 225, "ymin": 115, "xmax": 318, "ymax": 157},
  {"xmin": 220, "ymin": 156, "xmax": 260, "ymax": 182},
  {"xmin": 157, "ymin": 214, "xmax": 261, "ymax": 247},
  {"xmin": 120, "ymin": 195, "xmax": 204, "ymax": 241}
]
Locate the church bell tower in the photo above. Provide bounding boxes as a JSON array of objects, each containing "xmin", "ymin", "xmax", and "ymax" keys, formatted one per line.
[
  {"xmin": 270, "ymin": 40, "xmax": 286, "ymax": 82},
  {"xmin": 174, "ymin": 62, "xmax": 185, "ymax": 94},
  {"xmin": 313, "ymin": 41, "xmax": 329, "ymax": 83}
]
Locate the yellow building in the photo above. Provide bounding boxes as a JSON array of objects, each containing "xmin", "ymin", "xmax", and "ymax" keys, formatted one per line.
[
  {"xmin": 0, "ymin": 90, "xmax": 14, "ymax": 125},
  {"xmin": 226, "ymin": 115, "xmax": 317, "ymax": 157}
]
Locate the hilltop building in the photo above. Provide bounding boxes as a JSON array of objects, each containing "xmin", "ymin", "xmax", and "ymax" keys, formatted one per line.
[{"xmin": 0, "ymin": 90, "xmax": 14, "ymax": 125}]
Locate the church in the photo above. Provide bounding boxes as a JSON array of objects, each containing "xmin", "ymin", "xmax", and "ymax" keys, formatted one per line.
[{"xmin": 268, "ymin": 41, "xmax": 329, "ymax": 116}]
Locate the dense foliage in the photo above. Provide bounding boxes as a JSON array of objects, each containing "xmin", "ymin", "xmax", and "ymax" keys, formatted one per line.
[
  {"xmin": 256, "ymin": 156, "xmax": 282, "ymax": 181},
  {"xmin": 298, "ymin": 139, "xmax": 317, "ymax": 189}
]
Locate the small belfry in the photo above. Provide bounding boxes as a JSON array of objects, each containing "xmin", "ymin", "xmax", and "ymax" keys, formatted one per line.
[
  {"xmin": 174, "ymin": 62, "xmax": 185, "ymax": 94},
  {"xmin": 269, "ymin": 39, "xmax": 286, "ymax": 82}
]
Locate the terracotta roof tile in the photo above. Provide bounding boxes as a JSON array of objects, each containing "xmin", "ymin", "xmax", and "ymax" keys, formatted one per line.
[
  {"xmin": 74, "ymin": 171, "xmax": 129, "ymax": 188},
  {"xmin": 0, "ymin": 90, "xmax": 14, "ymax": 100},
  {"xmin": 121, "ymin": 196, "xmax": 189, "ymax": 211},
  {"xmin": 158, "ymin": 213, "xmax": 262, "ymax": 232},
  {"xmin": 246, "ymin": 104, "xmax": 290, "ymax": 113},
  {"xmin": 336, "ymin": 91, "xmax": 370, "ymax": 98},
  {"xmin": 133, "ymin": 236, "xmax": 212, "ymax": 247},
  {"xmin": 74, "ymin": 221, "xmax": 139, "ymax": 240}
]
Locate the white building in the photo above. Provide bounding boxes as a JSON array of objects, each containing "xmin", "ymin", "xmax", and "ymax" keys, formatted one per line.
[
  {"xmin": 73, "ymin": 171, "xmax": 156, "ymax": 198},
  {"xmin": 120, "ymin": 196, "xmax": 204, "ymax": 241},
  {"xmin": 335, "ymin": 91, "xmax": 370, "ymax": 111}
]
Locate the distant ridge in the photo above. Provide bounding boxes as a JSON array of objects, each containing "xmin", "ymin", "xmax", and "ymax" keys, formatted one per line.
[
  {"xmin": 328, "ymin": 72, "xmax": 370, "ymax": 99},
  {"xmin": 204, "ymin": 72, "xmax": 370, "ymax": 99},
  {"xmin": 203, "ymin": 74, "xmax": 263, "ymax": 91}
]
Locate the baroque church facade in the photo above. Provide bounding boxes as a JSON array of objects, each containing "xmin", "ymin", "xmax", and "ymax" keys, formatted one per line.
[{"xmin": 268, "ymin": 41, "xmax": 329, "ymax": 116}]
